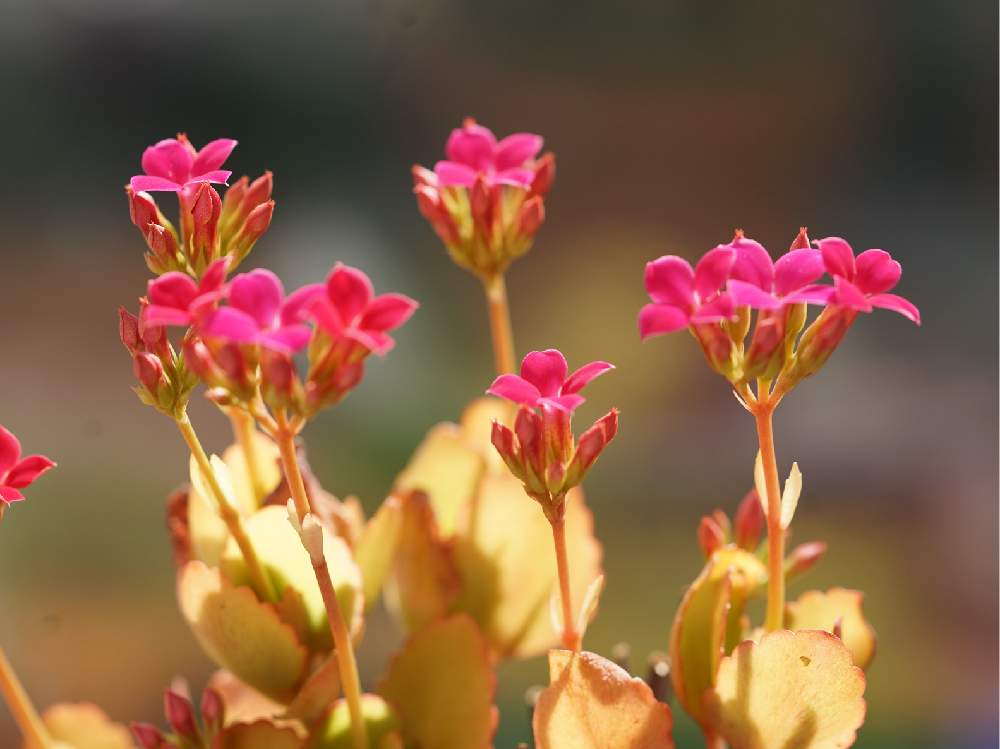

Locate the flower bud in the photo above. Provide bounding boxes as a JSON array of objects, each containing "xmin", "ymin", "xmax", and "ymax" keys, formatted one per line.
[
  {"xmin": 784, "ymin": 306, "xmax": 857, "ymax": 388},
  {"xmin": 133, "ymin": 352, "xmax": 165, "ymax": 394},
  {"xmin": 243, "ymin": 171, "xmax": 273, "ymax": 212},
  {"xmin": 733, "ymin": 489, "xmax": 765, "ymax": 550},
  {"xmin": 144, "ymin": 223, "xmax": 181, "ymax": 275},
  {"xmin": 221, "ymin": 175, "xmax": 249, "ymax": 218},
  {"xmin": 491, "ymin": 420, "xmax": 523, "ymax": 479},
  {"xmin": 119, "ymin": 307, "xmax": 141, "ymax": 354},
  {"xmin": 230, "ymin": 200, "xmax": 275, "ymax": 264},
  {"xmin": 564, "ymin": 409, "xmax": 619, "ymax": 488},
  {"xmin": 530, "ymin": 153, "xmax": 556, "ymax": 197},
  {"xmin": 789, "ymin": 226, "xmax": 811, "ymax": 250},
  {"xmin": 514, "ymin": 406, "xmax": 545, "ymax": 491},
  {"xmin": 412, "ymin": 165, "xmax": 438, "ymax": 189},
  {"xmin": 470, "ymin": 174, "xmax": 494, "ymax": 234},
  {"xmin": 190, "ymin": 183, "xmax": 223, "ymax": 270},
  {"xmin": 164, "ymin": 689, "xmax": 199, "ymax": 740},
  {"xmin": 215, "ymin": 342, "xmax": 252, "ymax": 390},
  {"xmin": 691, "ymin": 322, "xmax": 738, "ymax": 381},
  {"xmin": 697, "ymin": 515, "xmax": 726, "ymax": 558},
  {"xmin": 517, "ymin": 195, "xmax": 545, "ymax": 239},
  {"xmin": 415, "ymin": 186, "xmax": 460, "ymax": 246},
  {"xmin": 200, "ymin": 687, "xmax": 225, "ymax": 735},
  {"xmin": 182, "ymin": 338, "xmax": 216, "ymax": 383},
  {"xmin": 743, "ymin": 312, "xmax": 786, "ymax": 381},
  {"xmin": 130, "ymin": 722, "xmax": 166, "ymax": 749},
  {"xmin": 785, "ymin": 541, "xmax": 827, "ymax": 579}
]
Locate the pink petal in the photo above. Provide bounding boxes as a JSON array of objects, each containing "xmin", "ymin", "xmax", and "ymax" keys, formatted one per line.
[
  {"xmin": 260, "ymin": 324, "xmax": 313, "ymax": 353},
  {"xmin": 831, "ymin": 277, "xmax": 872, "ymax": 312},
  {"xmin": 199, "ymin": 258, "xmax": 231, "ymax": 294},
  {"xmin": 5, "ymin": 455, "xmax": 56, "ymax": 489},
  {"xmin": 192, "ymin": 138, "xmax": 238, "ymax": 174},
  {"xmin": 229, "ymin": 269, "xmax": 284, "ymax": 329},
  {"xmin": 326, "ymin": 264, "xmax": 374, "ymax": 324},
  {"xmin": 729, "ymin": 237, "xmax": 774, "ymax": 290},
  {"xmin": 727, "ymin": 279, "xmax": 781, "ymax": 310},
  {"xmin": 445, "ymin": 123, "xmax": 497, "ymax": 170},
  {"xmin": 494, "ymin": 133, "xmax": 543, "ymax": 171},
  {"xmin": 0, "ymin": 426, "xmax": 22, "ymax": 475},
  {"xmin": 816, "ymin": 237, "xmax": 856, "ymax": 280},
  {"xmin": 359, "ymin": 293, "xmax": 419, "ymax": 332},
  {"xmin": 0, "ymin": 486, "xmax": 25, "ymax": 505},
  {"xmin": 644, "ymin": 256, "xmax": 695, "ymax": 309},
  {"xmin": 869, "ymin": 293, "xmax": 920, "ymax": 324},
  {"xmin": 638, "ymin": 303, "xmax": 690, "ymax": 339},
  {"xmin": 774, "ymin": 249, "xmax": 825, "ymax": 296},
  {"xmin": 185, "ymin": 170, "xmax": 232, "ymax": 186},
  {"xmin": 142, "ymin": 305, "xmax": 193, "ymax": 327},
  {"xmin": 539, "ymin": 394, "xmax": 585, "ymax": 413},
  {"xmin": 694, "ymin": 247, "xmax": 737, "ymax": 299},
  {"xmin": 130, "ymin": 175, "xmax": 182, "ymax": 193},
  {"xmin": 199, "ymin": 307, "xmax": 262, "ymax": 343},
  {"xmin": 148, "ymin": 272, "xmax": 199, "ymax": 311},
  {"xmin": 494, "ymin": 168, "xmax": 535, "ymax": 188},
  {"xmin": 487, "ymin": 374, "xmax": 542, "ymax": 406},
  {"xmin": 141, "ymin": 139, "xmax": 193, "ymax": 183},
  {"xmin": 344, "ymin": 328, "xmax": 394, "ymax": 355},
  {"xmin": 691, "ymin": 292, "xmax": 737, "ymax": 323},
  {"xmin": 563, "ymin": 361, "xmax": 615, "ymax": 395},
  {"xmin": 782, "ymin": 283, "xmax": 835, "ymax": 306},
  {"xmin": 281, "ymin": 283, "xmax": 325, "ymax": 326},
  {"xmin": 520, "ymin": 349, "xmax": 569, "ymax": 397},
  {"xmin": 433, "ymin": 161, "xmax": 478, "ymax": 187},
  {"xmin": 855, "ymin": 249, "xmax": 901, "ymax": 295},
  {"xmin": 308, "ymin": 297, "xmax": 344, "ymax": 336}
]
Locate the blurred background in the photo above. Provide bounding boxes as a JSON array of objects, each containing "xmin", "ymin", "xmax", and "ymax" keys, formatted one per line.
[{"xmin": 0, "ymin": 1, "xmax": 996, "ymax": 746}]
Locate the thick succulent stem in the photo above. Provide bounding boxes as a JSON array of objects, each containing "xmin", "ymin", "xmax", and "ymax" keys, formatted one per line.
[
  {"xmin": 551, "ymin": 511, "xmax": 581, "ymax": 650},
  {"xmin": 754, "ymin": 402, "xmax": 785, "ymax": 631},
  {"xmin": 483, "ymin": 272, "xmax": 517, "ymax": 376},
  {"xmin": 0, "ymin": 646, "xmax": 53, "ymax": 749}
]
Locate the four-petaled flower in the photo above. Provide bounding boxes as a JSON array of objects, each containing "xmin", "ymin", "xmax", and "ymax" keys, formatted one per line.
[
  {"xmin": 487, "ymin": 349, "xmax": 614, "ymax": 413},
  {"xmin": 143, "ymin": 258, "xmax": 230, "ymax": 327},
  {"xmin": 308, "ymin": 264, "xmax": 419, "ymax": 356},
  {"xmin": 725, "ymin": 235, "xmax": 831, "ymax": 310},
  {"xmin": 815, "ymin": 237, "xmax": 921, "ymax": 324},
  {"xmin": 0, "ymin": 425, "xmax": 56, "ymax": 506},
  {"xmin": 435, "ymin": 119, "xmax": 543, "ymax": 189},
  {"xmin": 638, "ymin": 247, "xmax": 737, "ymax": 340},
  {"xmin": 199, "ymin": 269, "xmax": 324, "ymax": 353},
  {"xmin": 130, "ymin": 135, "xmax": 237, "ymax": 193}
]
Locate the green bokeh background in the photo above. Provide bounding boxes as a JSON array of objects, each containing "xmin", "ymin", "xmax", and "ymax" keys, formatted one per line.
[{"xmin": 0, "ymin": 1, "xmax": 996, "ymax": 747}]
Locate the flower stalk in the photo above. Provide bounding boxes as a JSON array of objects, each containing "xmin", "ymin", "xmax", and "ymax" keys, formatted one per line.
[
  {"xmin": 753, "ymin": 399, "xmax": 785, "ymax": 632},
  {"xmin": 0, "ymin": 647, "xmax": 53, "ymax": 749},
  {"xmin": 483, "ymin": 273, "xmax": 516, "ymax": 376},
  {"xmin": 551, "ymin": 510, "xmax": 581, "ymax": 651}
]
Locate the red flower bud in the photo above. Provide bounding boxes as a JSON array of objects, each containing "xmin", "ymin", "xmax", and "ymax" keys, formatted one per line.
[
  {"xmin": 130, "ymin": 722, "xmax": 166, "ymax": 749},
  {"xmin": 133, "ymin": 352, "xmax": 165, "ymax": 394},
  {"xmin": 697, "ymin": 515, "xmax": 726, "ymax": 558},
  {"xmin": 222, "ymin": 175, "xmax": 249, "ymax": 216},
  {"xmin": 182, "ymin": 338, "xmax": 216, "ymax": 382},
  {"xmin": 470, "ymin": 173, "xmax": 494, "ymax": 232},
  {"xmin": 785, "ymin": 541, "xmax": 828, "ymax": 579},
  {"xmin": 789, "ymin": 226, "xmax": 811, "ymax": 250},
  {"xmin": 517, "ymin": 195, "xmax": 545, "ymax": 239},
  {"xmin": 200, "ymin": 687, "xmax": 225, "ymax": 734},
  {"xmin": 164, "ymin": 689, "xmax": 199, "ymax": 740},
  {"xmin": 530, "ymin": 153, "xmax": 556, "ymax": 197},
  {"xmin": 231, "ymin": 200, "xmax": 275, "ymax": 263},
  {"xmin": 190, "ymin": 183, "xmax": 222, "ymax": 267},
  {"xmin": 491, "ymin": 420, "xmax": 518, "ymax": 468},
  {"xmin": 514, "ymin": 406, "xmax": 544, "ymax": 477},
  {"xmin": 415, "ymin": 186, "xmax": 459, "ymax": 246},
  {"xmin": 118, "ymin": 307, "xmax": 141, "ymax": 354},
  {"xmin": 144, "ymin": 223, "xmax": 180, "ymax": 269},
  {"xmin": 242, "ymin": 171, "xmax": 273, "ymax": 211},
  {"xmin": 215, "ymin": 342, "xmax": 250, "ymax": 386},
  {"xmin": 127, "ymin": 188, "xmax": 160, "ymax": 231},
  {"xmin": 733, "ymin": 489, "xmax": 765, "ymax": 550}
]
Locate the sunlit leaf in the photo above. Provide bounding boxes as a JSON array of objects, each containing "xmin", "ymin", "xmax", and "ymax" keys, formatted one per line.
[
  {"xmin": 786, "ymin": 588, "xmax": 877, "ymax": 670},
  {"xmin": 378, "ymin": 615, "xmax": 497, "ymax": 749},
  {"xmin": 40, "ymin": 703, "xmax": 135, "ymax": 749},
  {"xmin": 575, "ymin": 574, "xmax": 606, "ymax": 642},
  {"xmin": 224, "ymin": 432, "xmax": 282, "ymax": 508},
  {"xmin": 705, "ymin": 630, "xmax": 867, "ymax": 749},
  {"xmin": 532, "ymin": 649, "xmax": 675, "ymax": 749},
  {"xmin": 780, "ymin": 462, "xmax": 802, "ymax": 529},
  {"xmin": 216, "ymin": 720, "xmax": 304, "ymax": 749},
  {"xmin": 207, "ymin": 670, "xmax": 288, "ymax": 726},
  {"xmin": 283, "ymin": 654, "xmax": 342, "ymax": 725},
  {"xmin": 308, "ymin": 694, "xmax": 401, "ymax": 749},
  {"xmin": 177, "ymin": 561, "xmax": 308, "ymax": 702},
  {"xmin": 669, "ymin": 547, "xmax": 766, "ymax": 727},
  {"xmin": 355, "ymin": 495, "xmax": 404, "ymax": 610}
]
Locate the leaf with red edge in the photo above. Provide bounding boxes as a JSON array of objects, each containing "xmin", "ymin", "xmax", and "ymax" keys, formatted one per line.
[
  {"xmin": 532, "ymin": 649, "xmax": 675, "ymax": 749},
  {"xmin": 786, "ymin": 588, "xmax": 877, "ymax": 670},
  {"xmin": 38, "ymin": 703, "xmax": 136, "ymax": 749},
  {"xmin": 215, "ymin": 720, "xmax": 304, "ymax": 749}
]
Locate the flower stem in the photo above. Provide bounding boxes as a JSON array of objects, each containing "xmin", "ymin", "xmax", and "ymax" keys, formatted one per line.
[
  {"xmin": 278, "ymin": 428, "xmax": 367, "ymax": 749},
  {"xmin": 754, "ymin": 402, "xmax": 785, "ymax": 631},
  {"xmin": 175, "ymin": 411, "xmax": 277, "ymax": 602},
  {"xmin": 551, "ymin": 512, "xmax": 581, "ymax": 651},
  {"xmin": 482, "ymin": 272, "xmax": 517, "ymax": 376},
  {"xmin": 228, "ymin": 407, "xmax": 267, "ymax": 502},
  {"xmin": 0, "ymin": 646, "xmax": 52, "ymax": 749}
]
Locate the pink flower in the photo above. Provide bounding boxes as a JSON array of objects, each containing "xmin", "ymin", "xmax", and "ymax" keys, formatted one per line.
[
  {"xmin": 724, "ymin": 234, "xmax": 830, "ymax": 310},
  {"xmin": 815, "ymin": 237, "xmax": 920, "ymax": 324},
  {"xmin": 130, "ymin": 135, "xmax": 237, "ymax": 193},
  {"xmin": 143, "ymin": 258, "xmax": 230, "ymax": 327},
  {"xmin": 0, "ymin": 425, "xmax": 56, "ymax": 505},
  {"xmin": 638, "ymin": 247, "xmax": 737, "ymax": 339},
  {"xmin": 434, "ymin": 119, "xmax": 543, "ymax": 188},
  {"xmin": 199, "ymin": 269, "xmax": 324, "ymax": 353},
  {"xmin": 308, "ymin": 264, "xmax": 419, "ymax": 356},
  {"xmin": 487, "ymin": 349, "xmax": 614, "ymax": 413}
]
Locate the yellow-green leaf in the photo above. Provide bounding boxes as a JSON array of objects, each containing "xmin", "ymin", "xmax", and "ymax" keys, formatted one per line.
[
  {"xmin": 40, "ymin": 703, "xmax": 136, "ymax": 749},
  {"xmin": 355, "ymin": 495, "xmax": 404, "ymax": 610},
  {"xmin": 532, "ymin": 649, "xmax": 675, "ymax": 749},
  {"xmin": 177, "ymin": 561, "xmax": 308, "ymax": 702},
  {"xmin": 308, "ymin": 694, "xmax": 401, "ymax": 749},
  {"xmin": 705, "ymin": 629, "xmax": 867, "ymax": 749},
  {"xmin": 378, "ymin": 615, "xmax": 497, "ymax": 749},
  {"xmin": 786, "ymin": 588, "xmax": 877, "ymax": 670}
]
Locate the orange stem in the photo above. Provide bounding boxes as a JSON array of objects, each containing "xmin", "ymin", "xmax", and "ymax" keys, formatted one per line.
[
  {"xmin": 483, "ymin": 273, "xmax": 516, "ymax": 376},
  {"xmin": 551, "ymin": 513, "xmax": 581, "ymax": 650},
  {"xmin": 0, "ymin": 646, "xmax": 52, "ymax": 748},
  {"xmin": 754, "ymin": 402, "xmax": 785, "ymax": 631}
]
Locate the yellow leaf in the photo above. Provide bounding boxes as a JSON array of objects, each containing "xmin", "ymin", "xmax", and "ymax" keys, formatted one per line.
[
  {"xmin": 780, "ymin": 462, "xmax": 802, "ymax": 529},
  {"xmin": 177, "ymin": 561, "xmax": 308, "ymax": 702},
  {"xmin": 220, "ymin": 506, "xmax": 363, "ymax": 651},
  {"xmin": 458, "ymin": 396, "xmax": 513, "ymax": 470},
  {"xmin": 786, "ymin": 588, "xmax": 877, "ymax": 670},
  {"xmin": 224, "ymin": 432, "xmax": 282, "ymax": 508},
  {"xmin": 669, "ymin": 547, "xmax": 766, "ymax": 727},
  {"xmin": 354, "ymin": 495, "xmax": 404, "ymax": 610},
  {"xmin": 40, "ymin": 703, "xmax": 135, "ymax": 749},
  {"xmin": 308, "ymin": 693, "xmax": 401, "ymax": 749},
  {"xmin": 206, "ymin": 670, "xmax": 288, "ymax": 727},
  {"xmin": 705, "ymin": 629, "xmax": 867, "ymax": 749},
  {"xmin": 453, "ymin": 478, "xmax": 603, "ymax": 658},
  {"xmin": 575, "ymin": 574, "xmax": 605, "ymax": 643},
  {"xmin": 532, "ymin": 649, "xmax": 674, "ymax": 749},
  {"xmin": 378, "ymin": 615, "xmax": 497, "ymax": 749}
]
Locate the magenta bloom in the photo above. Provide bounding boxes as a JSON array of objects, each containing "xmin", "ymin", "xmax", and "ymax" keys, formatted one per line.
[
  {"xmin": 200, "ymin": 270, "xmax": 324, "ymax": 353},
  {"xmin": 308, "ymin": 264, "xmax": 419, "ymax": 356},
  {"xmin": 144, "ymin": 258, "xmax": 229, "ymax": 327},
  {"xmin": 488, "ymin": 349, "xmax": 614, "ymax": 413},
  {"xmin": 130, "ymin": 136, "xmax": 237, "ymax": 193},
  {"xmin": 724, "ymin": 235, "xmax": 830, "ymax": 310},
  {"xmin": 816, "ymin": 237, "xmax": 920, "ymax": 324},
  {"xmin": 638, "ymin": 247, "xmax": 737, "ymax": 340},
  {"xmin": 0, "ymin": 425, "xmax": 56, "ymax": 505},
  {"xmin": 434, "ymin": 120, "xmax": 543, "ymax": 189}
]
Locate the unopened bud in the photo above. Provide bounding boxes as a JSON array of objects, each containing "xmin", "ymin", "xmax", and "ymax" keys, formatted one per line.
[
  {"xmin": 144, "ymin": 223, "xmax": 180, "ymax": 273},
  {"xmin": 733, "ymin": 489, "xmax": 765, "ymax": 550},
  {"xmin": 200, "ymin": 687, "xmax": 225, "ymax": 734},
  {"xmin": 789, "ymin": 226, "xmax": 811, "ymax": 250},
  {"xmin": 697, "ymin": 515, "xmax": 726, "ymax": 558},
  {"xmin": 491, "ymin": 420, "xmax": 522, "ymax": 479},
  {"xmin": 221, "ymin": 175, "xmax": 249, "ymax": 216},
  {"xmin": 785, "ymin": 541, "xmax": 828, "ymax": 579},
  {"xmin": 127, "ymin": 188, "xmax": 161, "ymax": 230},
  {"xmin": 182, "ymin": 338, "xmax": 216, "ymax": 382},
  {"xmin": 300, "ymin": 513, "xmax": 325, "ymax": 565},
  {"xmin": 130, "ymin": 722, "xmax": 166, "ymax": 749},
  {"xmin": 415, "ymin": 186, "xmax": 459, "ymax": 246},
  {"xmin": 530, "ymin": 153, "xmax": 556, "ymax": 197},
  {"xmin": 470, "ymin": 174, "xmax": 493, "ymax": 232},
  {"xmin": 545, "ymin": 461, "xmax": 566, "ymax": 495},
  {"xmin": 164, "ymin": 689, "xmax": 198, "ymax": 740},
  {"xmin": 743, "ymin": 312, "xmax": 786, "ymax": 380},
  {"xmin": 133, "ymin": 352, "xmax": 165, "ymax": 393},
  {"xmin": 190, "ymin": 183, "xmax": 222, "ymax": 268},
  {"xmin": 119, "ymin": 307, "xmax": 141, "ymax": 354},
  {"xmin": 231, "ymin": 200, "xmax": 275, "ymax": 263},
  {"xmin": 692, "ymin": 322, "xmax": 737, "ymax": 381},
  {"xmin": 243, "ymin": 171, "xmax": 273, "ymax": 211},
  {"xmin": 517, "ymin": 195, "xmax": 545, "ymax": 238},
  {"xmin": 215, "ymin": 342, "xmax": 249, "ymax": 386},
  {"xmin": 411, "ymin": 165, "xmax": 438, "ymax": 189}
]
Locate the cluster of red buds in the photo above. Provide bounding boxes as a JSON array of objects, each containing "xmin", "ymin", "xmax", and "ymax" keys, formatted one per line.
[
  {"xmin": 413, "ymin": 118, "xmax": 555, "ymax": 279},
  {"xmin": 130, "ymin": 685, "xmax": 224, "ymax": 749},
  {"xmin": 118, "ymin": 303, "xmax": 196, "ymax": 418},
  {"xmin": 486, "ymin": 350, "xmax": 617, "ymax": 522}
]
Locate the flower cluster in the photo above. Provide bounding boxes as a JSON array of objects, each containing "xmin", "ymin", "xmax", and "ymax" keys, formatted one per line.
[
  {"xmin": 640, "ymin": 228, "xmax": 920, "ymax": 394},
  {"xmin": 413, "ymin": 118, "xmax": 555, "ymax": 279},
  {"xmin": 0, "ymin": 425, "xmax": 55, "ymax": 507},
  {"xmin": 488, "ymin": 349, "xmax": 617, "ymax": 521}
]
